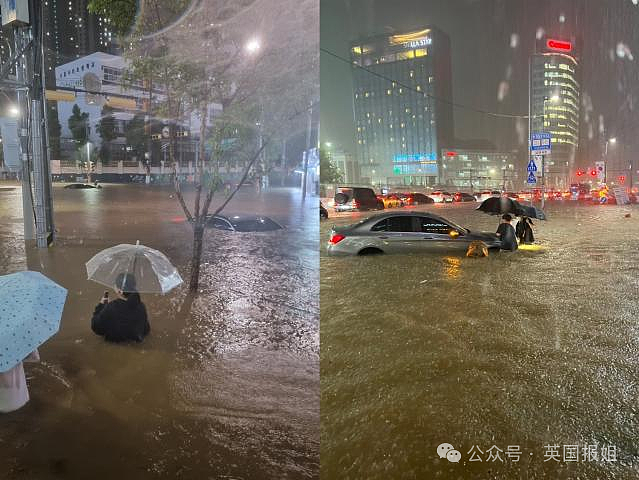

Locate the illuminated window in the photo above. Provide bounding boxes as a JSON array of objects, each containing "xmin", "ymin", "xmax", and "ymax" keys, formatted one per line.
[
  {"xmin": 409, "ymin": 70, "xmax": 414, "ymax": 78},
  {"xmin": 416, "ymin": 85, "xmax": 422, "ymax": 92},
  {"xmin": 386, "ymin": 89, "xmax": 392, "ymax": 95}
]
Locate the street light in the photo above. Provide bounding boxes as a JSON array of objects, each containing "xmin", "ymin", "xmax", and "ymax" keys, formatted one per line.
[
  {"xmin": 8, "ymin": 105, "xmax": 19, "ymax": 117},
  {"xmin": 245, "ymin": 38, "xmax": 261, "ymax": 55}
]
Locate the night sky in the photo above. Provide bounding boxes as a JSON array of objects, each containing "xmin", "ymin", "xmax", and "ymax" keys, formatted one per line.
[{"xmin": 321, "ymin": 0, "xmax": 639, "ymax": 170}]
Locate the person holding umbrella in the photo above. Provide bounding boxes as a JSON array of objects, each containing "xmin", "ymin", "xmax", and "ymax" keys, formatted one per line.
[
  {"xmin": 0, "ymin": 271, "xmax": 67, "ymax": 413},
  {"xmin": 91, "ymin": 273, "xmax": 150, "ymax": 343},
  {"xmin": 496, "ymin": 214, "xmax": 518, "ymax": 251},
  {"xmin": 516, "ymin": 216, "xmax": 535, "ymax": 244}
]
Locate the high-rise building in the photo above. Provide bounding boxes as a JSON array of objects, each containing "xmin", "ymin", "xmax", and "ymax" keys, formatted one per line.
[
  {"xmin": 43, "ymin": 0, "xmax": 117, "ymax": 86},
  {"xmin": 350, "ymin": 27, "xmax": 454, "ymax": 187},
  {"xmin": 530, "ymin": 35, "xmax": 580, "ymax": 189}
]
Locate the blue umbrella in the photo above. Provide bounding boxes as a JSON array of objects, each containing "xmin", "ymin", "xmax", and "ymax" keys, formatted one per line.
[{"xmin": 0, "ymin": 271, "xmax": 67, "ymax": 373}]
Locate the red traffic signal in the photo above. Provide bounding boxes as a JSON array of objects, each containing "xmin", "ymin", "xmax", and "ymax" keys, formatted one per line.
[
  {"xmin": 576, "ymin": 170, "xmax": 584, "ymax": 177},
  {"xmin": 590, "ymin": 169, "xmax": 598, "ymax": 177},
  {"xmin": 618, "ymin": 175, "xmax": 626, "ymax": 183}
]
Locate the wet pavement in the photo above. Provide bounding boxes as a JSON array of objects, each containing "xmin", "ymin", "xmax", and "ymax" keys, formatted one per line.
[
  {"xmin": 321, "ymin": 201, "xmax": 639, "ymax": 479},
  {"xmin": 0, "ymin": 182, "xmax": 319, "ymax": 479}
]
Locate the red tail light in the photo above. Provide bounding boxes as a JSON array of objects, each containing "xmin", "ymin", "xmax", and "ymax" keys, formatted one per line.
[
  {"xmin": 328, "ymin": 233, "xmax": 345, "ymax": 244},
  {"xmin": 352, "ymin": 199, "xmax": 360, "ymax": 209}
]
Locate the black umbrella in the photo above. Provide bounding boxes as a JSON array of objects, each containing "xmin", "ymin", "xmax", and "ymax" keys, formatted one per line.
[
  {"xmin": 476, "ymin": 197, "xmax": 526, "ymax": 216},
  {"xmin": 519, "ymin": 205, "xmax": 547, "ymax": 220},
  {"xmin": 476, "ymin": 197, "xmax": 547, "ymax": 220}
]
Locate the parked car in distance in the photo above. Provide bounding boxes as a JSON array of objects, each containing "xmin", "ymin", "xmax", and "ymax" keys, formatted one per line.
[
  {"xmin": 453, "ymin": 192, "xmax": 476, "ymax": 202},
  {"xmin": 475, "ymin": 190, "xmax": 501, "ymax": 202},
  {"xmin": 334, "ymin": 187, "xmax": 384, "ymax": 212},
  {"xmin": 320, "ymin": 202, "xmax": 328, "ymax": 220},
  {"xmin": 377, "ymin": 193, "xmax": 404, "ymax": 209},
  {"xmin": 327, "ymin": 211, "xmax": 502, "ymax": 255},
  {"xmin": 429, "ymin": 191, "xmax": 454, "ymax": 203},
  {"xmin": 398, "ymin": 192, "xmax": 435, "ymax": 205}
]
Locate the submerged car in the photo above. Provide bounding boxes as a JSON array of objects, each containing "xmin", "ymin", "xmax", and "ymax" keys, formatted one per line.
[
  {"xmin": 377, "ymin": 193, "xmax": 403, "ymax": 209},
  {"xmin": 326, "ymin": 211, "xmax": 501, "ymax": 255},
  {"xmin": 205, "ymin": 214, "xmax": 283, "ymax": 232},
  {"xmin": 453, "ymin": 192, "xmax": 476, "ymax": 202},
  {"xmin": 398, "ymin": 192, "xmax": 434, "ymax": 205},
  {"xmin": 334, "ymin": 186, "xmax": 383, "ymax": 212},
  {"xmin": 429, "ymin": 190, "xmax": 454, "ymax": 203}
]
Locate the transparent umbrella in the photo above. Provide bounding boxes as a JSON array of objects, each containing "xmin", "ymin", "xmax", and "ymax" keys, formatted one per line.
[{"xmin": 86, "ymin": 241, "xmax": 183, "ymax": 294}]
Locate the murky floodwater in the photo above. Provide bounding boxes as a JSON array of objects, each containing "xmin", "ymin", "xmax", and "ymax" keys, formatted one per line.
[
  {"xmin": 0, "ymin": 182, "xmax": 319, "ymax": 479},
  {"xmin": 321, "ymin": 202, "xmax": 639, "ymax": 479}
]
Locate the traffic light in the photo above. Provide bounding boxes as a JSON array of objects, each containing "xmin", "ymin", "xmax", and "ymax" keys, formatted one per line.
[
  {"xmin": 618, "ymin": 175, "xmax": 626, "ymax": 183},
  {"xmin": 576, "ymin": 169, "xmax": 584, "ymax": 177},
  {"xmin": 590, "ymin": 169, "xmax": 597, "ymax": 177}
]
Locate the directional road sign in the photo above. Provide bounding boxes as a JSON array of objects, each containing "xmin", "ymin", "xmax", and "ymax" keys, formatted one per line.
[{"xmin": 530, "ymin": 132, "xmax": 552, "ymax": 155}]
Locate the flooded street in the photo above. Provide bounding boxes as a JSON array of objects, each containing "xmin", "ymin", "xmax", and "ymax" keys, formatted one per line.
[
  {"xmin": 0, "ymin": 183, "xmax": 319, "ymax": 479},
  {"xmin": 321, "ymin": 202, "xmax": 639, "ymax": 479}
]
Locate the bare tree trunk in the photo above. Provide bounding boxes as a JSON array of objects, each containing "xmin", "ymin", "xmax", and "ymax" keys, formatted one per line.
[{"xmin": 189, "ymin": 223, "xmax": 204, "ymax": 291}]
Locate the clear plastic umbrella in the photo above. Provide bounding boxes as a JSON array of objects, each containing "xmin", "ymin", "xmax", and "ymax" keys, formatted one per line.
[{"xmin": 85, "ymin": 241, "xmax": 183, "ymax": 294}]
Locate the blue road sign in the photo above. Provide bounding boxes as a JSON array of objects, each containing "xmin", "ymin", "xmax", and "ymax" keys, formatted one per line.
[
  {"xmin": 527, "ymin": 159, "xmax": 538, "ymax": 172},
  {"xmin": 530, "ymin": 132, "xmax": 552, "ymax": 154},
  {"xmin": 527, "ymin": 172, "xmax": 537, "ymax": 184}
]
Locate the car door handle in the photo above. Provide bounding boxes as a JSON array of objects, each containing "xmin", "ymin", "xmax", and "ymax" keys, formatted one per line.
[
  {"xmin": 378, "ymin": 236, "xmax": 389, "ymax": 239},
  {"xmin": 421, "ymin": 237, "xmax": 432, "ymax": 240}
]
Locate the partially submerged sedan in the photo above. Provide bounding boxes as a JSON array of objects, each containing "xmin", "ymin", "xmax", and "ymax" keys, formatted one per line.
[
  {"xmin": 327, "ymin": 211, "xmax": 501, "ymax": 255},
  {"xmin": 206, "ymin": 214, "xmax": 283, "ymax": 232}
]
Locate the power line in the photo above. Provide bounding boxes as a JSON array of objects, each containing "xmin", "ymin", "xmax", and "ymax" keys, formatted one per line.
[{"xmin": 320, "ymin": 47, "xmax": 534, "ymax": 120}]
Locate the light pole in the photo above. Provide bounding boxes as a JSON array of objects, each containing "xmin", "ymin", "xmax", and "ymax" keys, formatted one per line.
[
  {"xmin": 604, "ymin": 137, "xmax": 616, "ymax": 184},
  {"xmin": 245, "ymin": 39, "xmax": 265, "ymax": 190}
]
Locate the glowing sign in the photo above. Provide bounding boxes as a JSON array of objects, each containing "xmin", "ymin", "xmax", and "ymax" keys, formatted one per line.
[
  {"xmin": 547, "ymin": 39, "xmax": 572, "ymax": 52},
  {"xmin": 389, "ymin": 29, "xmax": 432, "ymax": 49},
  {"xmin": 403, "ymin": 38, "xmax": 432, "ymax": 49}
]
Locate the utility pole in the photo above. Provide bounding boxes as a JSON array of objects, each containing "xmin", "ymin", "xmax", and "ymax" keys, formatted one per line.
[
  {"xmin": 301, "ymin": 101, "xmax": 312, "ymax": 199},
  {"xmin": 6, "ymin": 0, "xmax": 54, "ymax": 246}
]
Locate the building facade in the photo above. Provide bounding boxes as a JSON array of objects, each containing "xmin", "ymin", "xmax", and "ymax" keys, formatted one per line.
[
  {"xmin": 53, "ymin": 53, "xmax": 221, "ymax": 176},
  {"xmin": 530, "ymin": 36, "xmax": 580, "ymax": 189},
  {"xmin": 440, "ymin": 149, "xmax": 518, "ymax": 191},
  {"xmin": 350, "ymin": 27, "xmax": 454, "ymax": 187},
  {"xmin": 327, "ymin": 148, "xmax": 359, "ymax": 184}
]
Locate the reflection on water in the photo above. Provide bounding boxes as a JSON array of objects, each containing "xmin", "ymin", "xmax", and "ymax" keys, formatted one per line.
[
  {"xmin": 0, "ymin": 183, "xmax": 318, "ymax": 479},
  {"xmin": 321, "ymin": 202, "xmax": 639, "ymax": 479}
]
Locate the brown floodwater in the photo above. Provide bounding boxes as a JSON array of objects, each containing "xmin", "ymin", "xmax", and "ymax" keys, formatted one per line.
[
  {"xmin": 321, "ymin": 201, "xmax": 639, "ymax": 479},
  {"xmin": 0, "ymin": 182, "xmax": 319, "ymax": 479}
]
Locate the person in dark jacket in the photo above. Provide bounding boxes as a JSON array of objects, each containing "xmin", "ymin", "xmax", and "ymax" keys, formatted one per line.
[
  {"xmin": 91, "ymin": 273, "xmax": 150, "ymax": 343},
  {"xmin": 515, "ymin": 216, "xmax": 535, "ymax": 244},
  {"xmin": 496, "ymin": 214, "xmax": 518, "ymax": 251}
]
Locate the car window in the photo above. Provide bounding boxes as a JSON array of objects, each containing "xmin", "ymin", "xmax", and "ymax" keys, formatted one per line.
[
  {"xmin": 381, "ymin": 216, "xmax": 415, "ymax": 232},
  {"xmin": 209, "ymin": 217, "xmax": 234, "ymax": 231},
  {"xmin": 354, "ymin": 188, "xmax": 376, "ymax": 200},
  {"xmin": 371, "ymin": 219, "xmax": 387, "ymax": 231},
  {"xmin": 419, "ymin": 217, "xmax": 452, "ymax": 234}
]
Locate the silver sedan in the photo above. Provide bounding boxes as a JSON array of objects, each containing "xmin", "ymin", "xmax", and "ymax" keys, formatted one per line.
[{"xmin": 326, "ymin": 211, "xmax": 501, "ymax": 255}]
